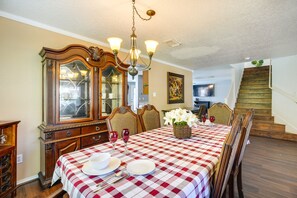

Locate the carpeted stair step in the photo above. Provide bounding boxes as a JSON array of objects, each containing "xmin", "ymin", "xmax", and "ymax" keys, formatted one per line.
[
  {"xmin": 234, "ymin": 108, "xmax": 271, "ymax": 116},
  {"xmin": 237, "ymin": 93, "xmax": 271, "ymax": 99},
  {"xmin": 253, "ymin": 115, "xmax": 274, "ymax": 122},
  {"xmin": 237, "ymin": 98, "xmax": 272, "ymax": 104},
  {"xmin": 242, "ymin": 75, "xmax": 269, "ymax": 81},
  {"xmin": 240, "ymin": 84, "xmax": 270, "ymax": 89},
  {"xmin": 236, "ymin": 103, "xmax": 271, "ymax": 109},
  {"xmin": 252, "ymin": 122, "xmax": 285, "ymax": 133},
  {"xmin": 239, "ymin": 89, "xmax": 271, "ymax": 94},
  {"xmin": 241, "ymin": 80, "xmax": 269, "ymax": 86}
]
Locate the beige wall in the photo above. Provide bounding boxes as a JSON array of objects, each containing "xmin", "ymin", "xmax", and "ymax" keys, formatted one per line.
[
  {"xmin": 0, "ymin": 17, "xmax": 193, "ymax": 182},
  {"xmin": 148, "ymin": 63, "xmax": 193, "ymax": 125}
]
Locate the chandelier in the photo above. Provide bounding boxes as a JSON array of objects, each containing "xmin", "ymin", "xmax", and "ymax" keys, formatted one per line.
[{"xmin": 107, "ymin": 0, "xmax": 158, "ymax": 79}]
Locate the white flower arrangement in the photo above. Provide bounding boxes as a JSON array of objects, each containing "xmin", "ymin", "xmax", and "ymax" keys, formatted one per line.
[{"xmin": 164, "ymin": 108, "xmax": 198, "ymax": 127}]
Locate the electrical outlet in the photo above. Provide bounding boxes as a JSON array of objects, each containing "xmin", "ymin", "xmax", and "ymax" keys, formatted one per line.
[{"xmin": 17, "ymin": 154, "xmax": 23, "ymax": 164}]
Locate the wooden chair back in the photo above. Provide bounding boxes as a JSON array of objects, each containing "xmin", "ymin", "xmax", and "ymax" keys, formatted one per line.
[
  {"xmin": 106, "ymin": 106, "xmax": 138, "ymax": 138},
  {"xmin": 196, "ymin": 104, "xmax": 207, "ymax": 121},
  {"xmin": 235, "ymin": 109, "xmax": 254, "ymax": 168},
  {"xmin": 138, "ymin": 104, "xmax": 161, "ymax": 131},
  {"xmin": 208, "ymin": 102, "xmax": 233, "ymax": 125},
  {"xmin": 213, "ymin": 115, "xmax": 243, "ymax": 198}
]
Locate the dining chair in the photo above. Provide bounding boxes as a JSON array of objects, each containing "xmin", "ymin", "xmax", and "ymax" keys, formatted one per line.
[
  {"xmin": 208, "ymin": 102, "xmax": 233, "ymax": 126},
  {"xmin": 106, "ymin": 106, "xmax": 138, "ymax": 138},
  {"xmin": 138, "ymin": 104, "xmax": 161, "ymax": 131},
  {"xmin": 195, "ymin": 104, "xmax": 207, "ymax": 121},
  {"xmin": 212, "ymin": 115, "xmax": 243, "ymax": 198},
  {"xmin": 228, "ymin": 109, "xmax": 254, "ymax": 198}
]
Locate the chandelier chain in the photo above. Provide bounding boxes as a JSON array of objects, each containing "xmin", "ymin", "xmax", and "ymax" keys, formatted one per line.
[{"xmin": 133, "ymin": 1, "xmax": 153, "ymax": 22}]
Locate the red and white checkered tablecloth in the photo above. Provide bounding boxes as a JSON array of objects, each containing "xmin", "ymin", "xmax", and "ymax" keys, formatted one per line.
[{"xmin": 52, "ymin": 124, "xmax": 230, "ymax": 198}]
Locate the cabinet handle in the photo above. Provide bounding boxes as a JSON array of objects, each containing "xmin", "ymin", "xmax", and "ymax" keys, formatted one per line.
[
  {"xmin": 95, "ymin": 126, "xmax": 100, "ymax": 131},
  {"xmin": 92, "ymin": 135, "xmax": 101, "ymax": 142},
  {"xmin": 66, "ymin": 131, "xmax": 72, "ymax": 137}
]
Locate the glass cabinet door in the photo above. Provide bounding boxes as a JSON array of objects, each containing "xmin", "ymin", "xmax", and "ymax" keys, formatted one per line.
[
  {"xmin": 59, "ymin": 60, "xmax": 92, "ymax": 122},
  {"xmin": 101, "ymin": 66, "xmax": 123, "ymax": 117}
]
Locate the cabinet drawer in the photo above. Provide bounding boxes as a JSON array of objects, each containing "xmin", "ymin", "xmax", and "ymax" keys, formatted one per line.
[
  {"xmin": 81, "ymin": 124, "xmax": 107, "ymax": 134},
  {"xmin": 53, "ymin": 128, "xmax": 80, "ymax": 139},
  {"xmin": 81, "ymin": 132, "xmax": 108, "ymax": 148}
]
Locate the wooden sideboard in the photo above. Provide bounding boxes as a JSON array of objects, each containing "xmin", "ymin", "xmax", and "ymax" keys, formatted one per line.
[
  {"xmin": 38, "ymin": 121, "xmax": 109, "ymax": 188},
  {"xmin": 0, "ymin": 120, "xmax": 20, "ymax": 197}
]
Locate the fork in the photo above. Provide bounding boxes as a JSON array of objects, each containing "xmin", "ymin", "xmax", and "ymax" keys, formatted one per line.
[
  {"xmin": 93, "ymin": 171, "xmax": 128, "ymax": 193},
  {"xmin": 95, "ymin": 170, "xmax": 123, "ymax": 187}
]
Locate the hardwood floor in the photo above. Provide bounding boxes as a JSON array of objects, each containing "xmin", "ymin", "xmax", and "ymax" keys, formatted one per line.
[
  {"xmin": 13, "ymin": 136, "xmax": 297, "ymax": 198},
  {"xmin": 235, "ymin": 136, "xmax": 297, "ymax": 198}
]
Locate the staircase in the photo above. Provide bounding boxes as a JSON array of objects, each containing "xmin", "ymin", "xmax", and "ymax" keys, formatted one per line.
[{"xmin": 234, "ymin": 66, "xmax": 297, "ymax": 141}]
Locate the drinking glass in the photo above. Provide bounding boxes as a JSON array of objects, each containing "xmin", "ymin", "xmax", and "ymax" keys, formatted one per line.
[
  {"xmin": 109, "ymin": 131, "xmax": 118, "ymax": 153},
  {"xmin": 202, "ymin": 115, "xmax": 207, "ymax": 125},
  {"xmin": 209, "ymin": 116, "xmax": 215, "ymax": 126},
  {"xmin": 122, "ymin": 128, "xmax": 130, "ymax": 155}
]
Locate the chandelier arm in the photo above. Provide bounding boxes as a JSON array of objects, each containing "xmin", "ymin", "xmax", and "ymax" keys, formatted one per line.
[
  {"xmin": 114, "ymin": 53, "xmax": 128, "ymax": 71},
  {"xmin": 138, "ymin": 56, "xmax": 152, "ymax": 70}
]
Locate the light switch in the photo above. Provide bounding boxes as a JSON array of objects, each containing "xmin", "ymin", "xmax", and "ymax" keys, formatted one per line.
[{"xmin": 153, "ymin": 92, "xmax": 157, "ymax": 97}]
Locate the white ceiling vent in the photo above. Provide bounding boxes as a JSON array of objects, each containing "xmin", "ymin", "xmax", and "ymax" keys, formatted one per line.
[{"xmin": 164, "ymin": 39, "xmax": 181, "ymax": 48}]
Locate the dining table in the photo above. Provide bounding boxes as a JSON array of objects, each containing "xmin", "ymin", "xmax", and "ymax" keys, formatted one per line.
[{"xmin": 52, "ymin": 124, "xmax": 231, "ymax": 198}]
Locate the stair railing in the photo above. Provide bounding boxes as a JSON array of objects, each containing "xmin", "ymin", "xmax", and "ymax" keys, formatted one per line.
[{"xmin": 268, "ymin": 64, "xmax": 297, "ymax": 104}]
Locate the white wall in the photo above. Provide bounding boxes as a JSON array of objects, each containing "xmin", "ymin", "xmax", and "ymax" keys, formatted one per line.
[
  {"xmin": 271, "ymin": 55, "xmax": 297, "ymax": 134},
  {"xmin": 193, "ymin": 67, "xmax": 232, "ymax": 106}
]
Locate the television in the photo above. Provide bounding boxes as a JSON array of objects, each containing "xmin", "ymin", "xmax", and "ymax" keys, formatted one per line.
[{"xmin": 193, "ymin": 84, "xmax": 215, "ymax": 97}]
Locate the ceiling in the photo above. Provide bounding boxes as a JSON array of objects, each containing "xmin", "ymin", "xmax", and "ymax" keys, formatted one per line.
[{"xmin": 1, "ymin": 0, "xmax": 297, "ymax": 71}]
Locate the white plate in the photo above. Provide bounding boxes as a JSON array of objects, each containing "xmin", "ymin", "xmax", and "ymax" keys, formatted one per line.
[
  {"xmin": 82, "ymin": 157, "xmax": 121, "ymax": 176},
  {"xmin": 127, "ymin": 159, "xmax": 155, "ymax": 175}
]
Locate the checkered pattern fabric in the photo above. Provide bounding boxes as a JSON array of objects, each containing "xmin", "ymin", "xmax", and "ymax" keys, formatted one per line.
[{"xmin": 52, "ymin": 125, "xmax": 230, "ymax": 198}]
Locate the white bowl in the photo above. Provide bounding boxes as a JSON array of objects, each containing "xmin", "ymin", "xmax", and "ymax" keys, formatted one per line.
[{"xmin": 89, "ymin": 153, "xmax": 111, "ymax": 171}]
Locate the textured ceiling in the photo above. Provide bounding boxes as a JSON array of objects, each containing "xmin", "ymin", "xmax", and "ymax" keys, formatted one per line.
[{"xmin": 1, "ymin": 0, "xmax": 297, "ymax": 71}]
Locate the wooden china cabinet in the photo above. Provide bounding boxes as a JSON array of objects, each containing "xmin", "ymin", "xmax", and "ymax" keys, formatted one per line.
[{"xmin": 38, "ymin": 44, "xmax": 129, "ymax": 188}]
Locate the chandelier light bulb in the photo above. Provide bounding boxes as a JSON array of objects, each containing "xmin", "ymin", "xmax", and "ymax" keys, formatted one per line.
[
  {"xmin": 145, "ymin": 40, "xmax": 158, "ymax": 55},
  {"xmin": 107, "ymin": 37, "xmax": 123, "ymax": 52}
]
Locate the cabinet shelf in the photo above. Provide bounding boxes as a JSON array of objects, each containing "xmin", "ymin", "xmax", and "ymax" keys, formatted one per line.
[
  {"xmin": 101, "ymin": 98, "xmax": 121, "ymax": 100},
  {"xmin": 61, "ymin": 98, "xmax": 90, "ymax": 100},
  {"xmin": 102, "ymin": 82, "xmax": 120, "ymax": 85}
]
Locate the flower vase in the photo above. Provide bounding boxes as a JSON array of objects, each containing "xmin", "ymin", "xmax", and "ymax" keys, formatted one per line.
[{"xmin": 173, "ymin": 124, "xmax": 192, "ymax": 139}]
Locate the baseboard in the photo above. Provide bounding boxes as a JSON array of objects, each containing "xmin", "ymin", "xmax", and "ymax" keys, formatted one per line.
[{"xmin": 17, "ymin": 175, "xmax": 38, "ymax": 185}]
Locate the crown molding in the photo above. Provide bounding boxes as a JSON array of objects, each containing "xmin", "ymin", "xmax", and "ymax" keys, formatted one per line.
[{"xmin": 0, "ymin": 11, "xmax": 192, "ymax": 72}]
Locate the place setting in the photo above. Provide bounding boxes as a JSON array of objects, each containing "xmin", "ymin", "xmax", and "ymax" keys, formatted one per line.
[{"xmin": 80, "ymin": 129, "xmax": 156, "ymax": 192}]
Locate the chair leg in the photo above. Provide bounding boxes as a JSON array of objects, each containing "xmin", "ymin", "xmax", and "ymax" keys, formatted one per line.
[
  {"xmin": 237, "ymin": 163, "xmax": 244, "ymax": 198},
  {"xmin": 222, "ymin": 190, "xmax": 226, "ymax": 198},
  {"xmin": 228, "ymin": 173, "xmax": 234, "ymax": 198}
]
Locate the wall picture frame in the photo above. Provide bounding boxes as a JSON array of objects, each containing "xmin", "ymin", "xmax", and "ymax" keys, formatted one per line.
[{"xmin": 167, "ymin": 72, "xmax": 184, "ymax": 104}]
